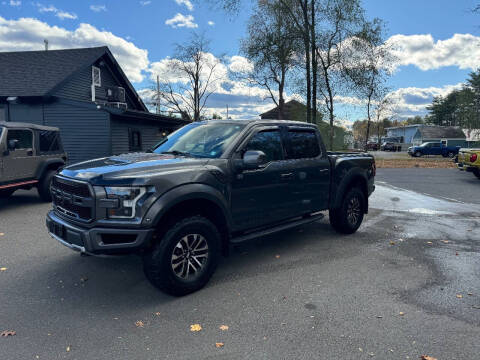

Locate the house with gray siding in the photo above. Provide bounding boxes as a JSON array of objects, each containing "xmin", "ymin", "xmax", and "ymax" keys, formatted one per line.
[
  {"xmin": 0, "ymin": 47, "xmax": 186, "ymax": 164},
  {"xmin": 411, "ymin": 126, "xmax": 466, "ymax": 146},
  {"xmin": 385, "ymin": 124, "xmax": 425, "ymax": 145}
]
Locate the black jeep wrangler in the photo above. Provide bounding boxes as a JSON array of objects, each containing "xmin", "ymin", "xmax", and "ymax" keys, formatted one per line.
[
  {"xmin": 0, "ymin": 122, "xmax": 66, "ymax": 200},
  {"xmin": 46, "ymin": 120, "xmax": 375, "ymax": 295}
]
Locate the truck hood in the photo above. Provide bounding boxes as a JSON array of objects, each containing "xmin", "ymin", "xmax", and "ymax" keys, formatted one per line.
[{"xmin": 60, "ymin": 152, "xmax": 209, "ymax": 184}]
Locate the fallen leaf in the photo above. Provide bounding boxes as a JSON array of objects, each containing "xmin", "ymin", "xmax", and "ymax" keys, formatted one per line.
[
  {"xmin": 154, "ymin": 312, "xmax": 161, "ymax": 316},
  {"xmin": 0, "ymin": 267, "xmax": 7, "ymax": 271},
  {"xmin": 420, "ymin": 356, "xmax": 437, "ymax": 360},
  {"xmin": 441, "ymin": 240, "xmax": 449, "ymax": 244},
  {"xmin": 215, "ymin": 342, "xmax": 224, "ymax": 348},
  {"xmin": 376, "ymin": 315, "xmax": 383, "ymax": 318},
  {"xmin": 219, "ymin": 325, "xmax": 229, "ymax": 331},
  {"xmin": 0, "ymin": 233, "xmax": 4, "ymax": 236},
  {"xmin": 455, "ymin": 252, "xmax": 459, "ymax": 256},
  {"xmin": 456, "ymin": 294, "xmax": 463, "ymax": 299},
  {"xmin": 389, "ymin": 241, "xmax": 395, "ymax": 246},
  {"xmin": 426, "ymin": 241, "xmax": 433, "ymax": 245},
  {"xmin": 190, "ymin": 324, "xmax": 202, "ymax": 332},
  {"xmin": 275, "ymin": 255, "xmax": 280, "ymax": 259},
  {"xmin": 0, "ymin": 330, "xmax": 16, "ymax": 337},
  {"xmin": 66, "ymin": 346, "xmax": 71, "ymax": 352},
  {"xmin": 399, "ymin": 312, "xmax": 405, "ymax": 316},
  {"xmin": 467, "ymin": 292, "xmax": 473, "ymax": 296},
  {"xmin": 135, "ymin": 321, "xmax": 145, "ymax": 328},
  {"xmin": 80, "ymin": 277, "xmax": 88, "ymax": 283}
]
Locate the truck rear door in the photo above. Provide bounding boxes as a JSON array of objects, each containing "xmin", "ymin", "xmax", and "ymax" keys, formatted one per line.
[{"xmin": 282, "ymin": 127, "xmax": 330, "ymax": 215}]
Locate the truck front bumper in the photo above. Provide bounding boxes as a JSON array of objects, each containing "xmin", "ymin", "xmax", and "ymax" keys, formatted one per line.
[{"xmin": 46, "ymin": 210, "xmax": 154, "ymax": 255}]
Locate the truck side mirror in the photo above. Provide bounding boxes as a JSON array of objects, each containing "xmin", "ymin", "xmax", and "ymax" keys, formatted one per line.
[
  {"xmin": 7, "ymin": 139, "xmax": 18, "ymax": 151},
  {"xmin": 243, "ymin": 150, "xmax": 267, "ymax": 169}
]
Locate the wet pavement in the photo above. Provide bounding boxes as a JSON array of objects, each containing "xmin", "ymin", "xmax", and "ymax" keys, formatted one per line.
[{"xmin": 0, "ymin": 175, "xmax": 479, "ymax": 359}]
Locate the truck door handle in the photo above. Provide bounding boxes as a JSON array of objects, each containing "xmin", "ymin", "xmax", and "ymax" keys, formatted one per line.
[{"xmin": 280, "ymin": 172, "xmax": 294, "ymax": 179}]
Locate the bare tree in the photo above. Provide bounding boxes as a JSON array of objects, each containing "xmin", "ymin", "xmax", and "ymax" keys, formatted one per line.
[
  {"xmin": 240, "ymin": 0, "xmax": 299, "ymax": 119},
  {"xmin": 154, "ymin": 33, "xmax": 223, "ymax": 121},
  {"xmin": 344, "ymin": 18, "xmax": 393, "ymax": 149}
]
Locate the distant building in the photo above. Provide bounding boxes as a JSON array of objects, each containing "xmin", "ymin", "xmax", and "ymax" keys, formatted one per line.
[
  {"xmin": 411, "ymin": 126, "xmax": 466, "ymax": 146},
  {"xmin": 0, "ymin": 47, "xmax": 186, "ymax": 164},
  {"xmin": 385, "ymin": 124, "xmax": 425, "ymax": 144}
]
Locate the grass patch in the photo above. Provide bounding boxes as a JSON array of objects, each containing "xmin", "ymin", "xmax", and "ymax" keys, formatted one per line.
[{"xmin": 376, "ymin": 157, "xmax": 456, "ymax": 168}]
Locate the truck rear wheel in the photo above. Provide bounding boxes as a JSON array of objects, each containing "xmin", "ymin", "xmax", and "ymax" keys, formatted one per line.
[
  {"xmin": 329, "ymin": 187, "xmax": 365, "ymax": 234},
  {"xmin": 415, "ymin": 151, "xmax": 422, "ymax": 157},
  {"xmin": 143, "ymin": 215, "xmax": 221, "ymax": 296},
  {"xmin": 38, "ymin": 170, "xmax": 56, "ymax": 202},
  {"xmin": 473, "ymin": 168, "xmax": 480, "ymax": 180}
]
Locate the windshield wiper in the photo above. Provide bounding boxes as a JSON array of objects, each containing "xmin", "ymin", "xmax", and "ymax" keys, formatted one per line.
[{"xmin": 160, "ymin": 150, "xmax": 193, "ymax": 157}]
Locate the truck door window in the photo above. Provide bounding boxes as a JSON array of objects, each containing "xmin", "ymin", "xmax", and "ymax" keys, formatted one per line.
[
  {"xmin": 285, "ymin": 130, "xmax": 320, "ymax": 159},
  {"xmin": 245, "ymin": 130, "xmax": 283, "ymax": 162},
  {"xmin": 7, "ymin": 129, "xmax": 33, "ymax": 149}
]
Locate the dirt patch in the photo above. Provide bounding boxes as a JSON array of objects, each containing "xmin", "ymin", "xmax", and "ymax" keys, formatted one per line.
[{"xmin": 376, "ymin": 158, "xmax": 456, "ymax": 168}]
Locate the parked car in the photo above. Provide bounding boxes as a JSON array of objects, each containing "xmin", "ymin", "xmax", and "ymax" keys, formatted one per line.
[
  {"xmin": 381, "ymin": 142, "xmax": 401, "ymax": 152},
  {"xmin": 0, "ymin": 122, "xmax": 67, "ymax": 200},
  {"xmin": 46, "ymin": 120, "xmax": 375, "ymax": 296},
  {"xmin": 408, "ymin": 142, "xmax": 460, "ymax": 158},
  {"xmin": 455, "ymin": 148, "xmax": 480, "ymax": 179},
  {"xmin": 366, "ymin": 141, "xmax": 379, "ymax": 151}
]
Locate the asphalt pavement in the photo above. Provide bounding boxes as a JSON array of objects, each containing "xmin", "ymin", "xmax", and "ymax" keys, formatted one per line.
[{"xmin": 0, "ymin": 172, "xmax": 479, "ymax": 359}]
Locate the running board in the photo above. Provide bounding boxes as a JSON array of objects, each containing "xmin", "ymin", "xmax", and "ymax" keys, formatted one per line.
[{"xmin": 230, "ymin": 213, "xmax": 324, "ymax": 244}]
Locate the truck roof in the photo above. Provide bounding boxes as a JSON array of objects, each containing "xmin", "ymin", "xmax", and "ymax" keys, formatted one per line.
[
  {"xmin": 0, "ymin": 121, "xmax": 59, "ymax": 131},
  {"xmin": 199, "ymin": 119, "xmax": 317, "ymax": 127}
]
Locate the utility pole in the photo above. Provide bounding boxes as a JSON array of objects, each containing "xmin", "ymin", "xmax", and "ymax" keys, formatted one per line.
[
  {"xmin": 44, "ymin": 39, "xmax": 49, "ymax": 51},
  {"xmin": 156, "ymin": 75, "xmax": 161, "ymax": 114},
  {"xmin": 226, "ymin": 104, "xmax": 229, "ymax": 119}
]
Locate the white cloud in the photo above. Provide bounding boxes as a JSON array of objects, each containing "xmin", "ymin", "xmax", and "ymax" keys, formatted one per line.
[
  {"xmin": 9, "ymin": 0, "xmax": 21, "ymax": 6},
  {"xmin": 35, "ymin": 3, "xmax": 77, "ymax": 20},
  {"xmin": 387, "ymin": 33, "xmax": 480, "ymax": 71},
  {"xmin": 165, "ymin": 13, "xmax": 197, "ymax": 28},
  {"xmin": 0, "ymin": 16, "xmax": 149, "ymax": 82},
  {"xmin": 174, "ymin": 0, "xmax": 193, "ymax": 11},
  {"xmin": 90, "ymin": 4, "xmax": 106, "ymax": 12},
  {"xmin": 140, "ymin": 0, "xmax": 151, "ymax": 5},
  {"xmin": 207, "ymin": 20, "xmax": 215, "ymax": 26},
  {"xmin": 228, "ymin": 55, "xmax": 253, "ymax": 73}
]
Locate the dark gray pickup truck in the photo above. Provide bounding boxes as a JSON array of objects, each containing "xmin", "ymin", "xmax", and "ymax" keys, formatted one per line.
[{"xmin": 46, "ymin": 120, "xmax": 375, "ymax": 295}]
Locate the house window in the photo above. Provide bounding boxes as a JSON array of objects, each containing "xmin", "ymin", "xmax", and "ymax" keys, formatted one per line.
[{"xmin": 129, "ymin": 129, "xmax": 142, "ymax": 152}]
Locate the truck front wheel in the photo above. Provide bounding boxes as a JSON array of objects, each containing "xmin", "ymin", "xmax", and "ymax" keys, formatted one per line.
[
  {"xmin": 329, "ymin": 187, "xmax": 365, "ymax": 234},
  {"xmin": 143, "ymin": 215, "xmax": 221, "ymax": 296}
]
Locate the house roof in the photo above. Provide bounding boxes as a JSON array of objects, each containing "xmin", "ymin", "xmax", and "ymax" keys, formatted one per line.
[
  {"xmin": 260, "ymin": 100, "xmax": 310, "ymax": 119},
  {"xmin": 417, "ymin": 126, "xmax": 466, "ymax": 139},
  {"xmin": 0, "ymin": 46, "xmax": 147, "ymax": 111},
  {"xmin": 385, "ymin": 124, "xmax": 425, "ymax": 130}
]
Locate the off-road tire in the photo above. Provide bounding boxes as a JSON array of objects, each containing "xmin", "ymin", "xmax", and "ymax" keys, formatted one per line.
[
  {"xmin": 38, "ymin": 170, "xmax": 56, "ymax": 202},
  {"xmin": 143, "ymin": 215, "xmax": 221, "ymax": 296},
  {"xmin": 0, "ymin": 189, "xmax": 15, "ymax": 198},
  {"xmin": 329, "ymin": 187, "xmax": 365, "ymax": 234}
]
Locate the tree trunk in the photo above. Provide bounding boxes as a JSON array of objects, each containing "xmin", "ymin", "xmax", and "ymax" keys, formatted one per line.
[
  {"xmin": 365, "ymin": 99, "xmax": 372, "ymax": 150},
  {"xmin": 278, "ymin": 69, "xmax": 286, "ymax": 120},
  {"xmin": 310, "ymin": 0, "xmax": 317, "ymax": 125},
  {"xmin": 302, "ymin": 0, "xmax": 311, "ymax": 123}
]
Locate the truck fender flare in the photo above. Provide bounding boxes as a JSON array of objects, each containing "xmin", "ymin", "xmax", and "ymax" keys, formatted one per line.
[
  {"xmin": 143, "ymin": 183, "xmax": 232, "ymax": 229},
  {"xmin": 331, "ymin": 168, "xmax": 369, "ymax": 212},
  {"xmin": 35, "ymin": 158, "xmax": 65, "ymax": 179}
]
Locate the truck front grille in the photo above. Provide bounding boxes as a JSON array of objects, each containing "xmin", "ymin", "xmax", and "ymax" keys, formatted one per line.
[{"xmin": 51, "ymin": 176, "xmax": 94, "ymax": 222}]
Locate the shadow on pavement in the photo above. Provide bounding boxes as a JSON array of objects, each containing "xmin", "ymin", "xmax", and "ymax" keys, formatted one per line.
[{"xmin": 0, "ymin": 189, "xmax": 44, "ymax": 211}]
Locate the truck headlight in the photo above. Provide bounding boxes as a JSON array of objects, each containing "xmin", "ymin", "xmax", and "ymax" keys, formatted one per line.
[{"xmin": 105, "ymin": 187, "xmax": 146, "ymax": 219}]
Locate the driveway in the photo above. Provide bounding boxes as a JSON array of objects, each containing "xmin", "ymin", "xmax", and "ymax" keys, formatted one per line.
[{"xmin": 0, "ymin": 173, "xmax": 479, "ymax": 359}]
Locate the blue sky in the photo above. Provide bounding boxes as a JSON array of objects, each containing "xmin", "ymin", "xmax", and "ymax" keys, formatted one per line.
[{"xmin": 1, "ymin": 0, "xmax": 480, "ymax": 123}]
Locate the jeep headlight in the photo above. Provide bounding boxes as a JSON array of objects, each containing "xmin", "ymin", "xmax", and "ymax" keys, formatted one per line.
[{"xmin": 105, "ymin": 187, "xmax": 146, "ymax": 219}]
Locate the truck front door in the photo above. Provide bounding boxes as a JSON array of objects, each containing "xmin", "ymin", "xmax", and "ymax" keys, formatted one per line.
[{"xmin": 230, "ymin": 127, "xmax": 291, "ymax": 231}]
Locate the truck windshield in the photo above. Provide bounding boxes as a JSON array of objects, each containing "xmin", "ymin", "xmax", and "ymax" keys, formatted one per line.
[{"xmin": 153, "ymin": 122, "xmax": 245, "ymax": 158}]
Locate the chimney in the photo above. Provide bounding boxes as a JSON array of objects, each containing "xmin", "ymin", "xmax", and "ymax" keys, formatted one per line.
[{"xmin": 44, "ymin": 39, "xmax": 49, "ymax": 51}]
